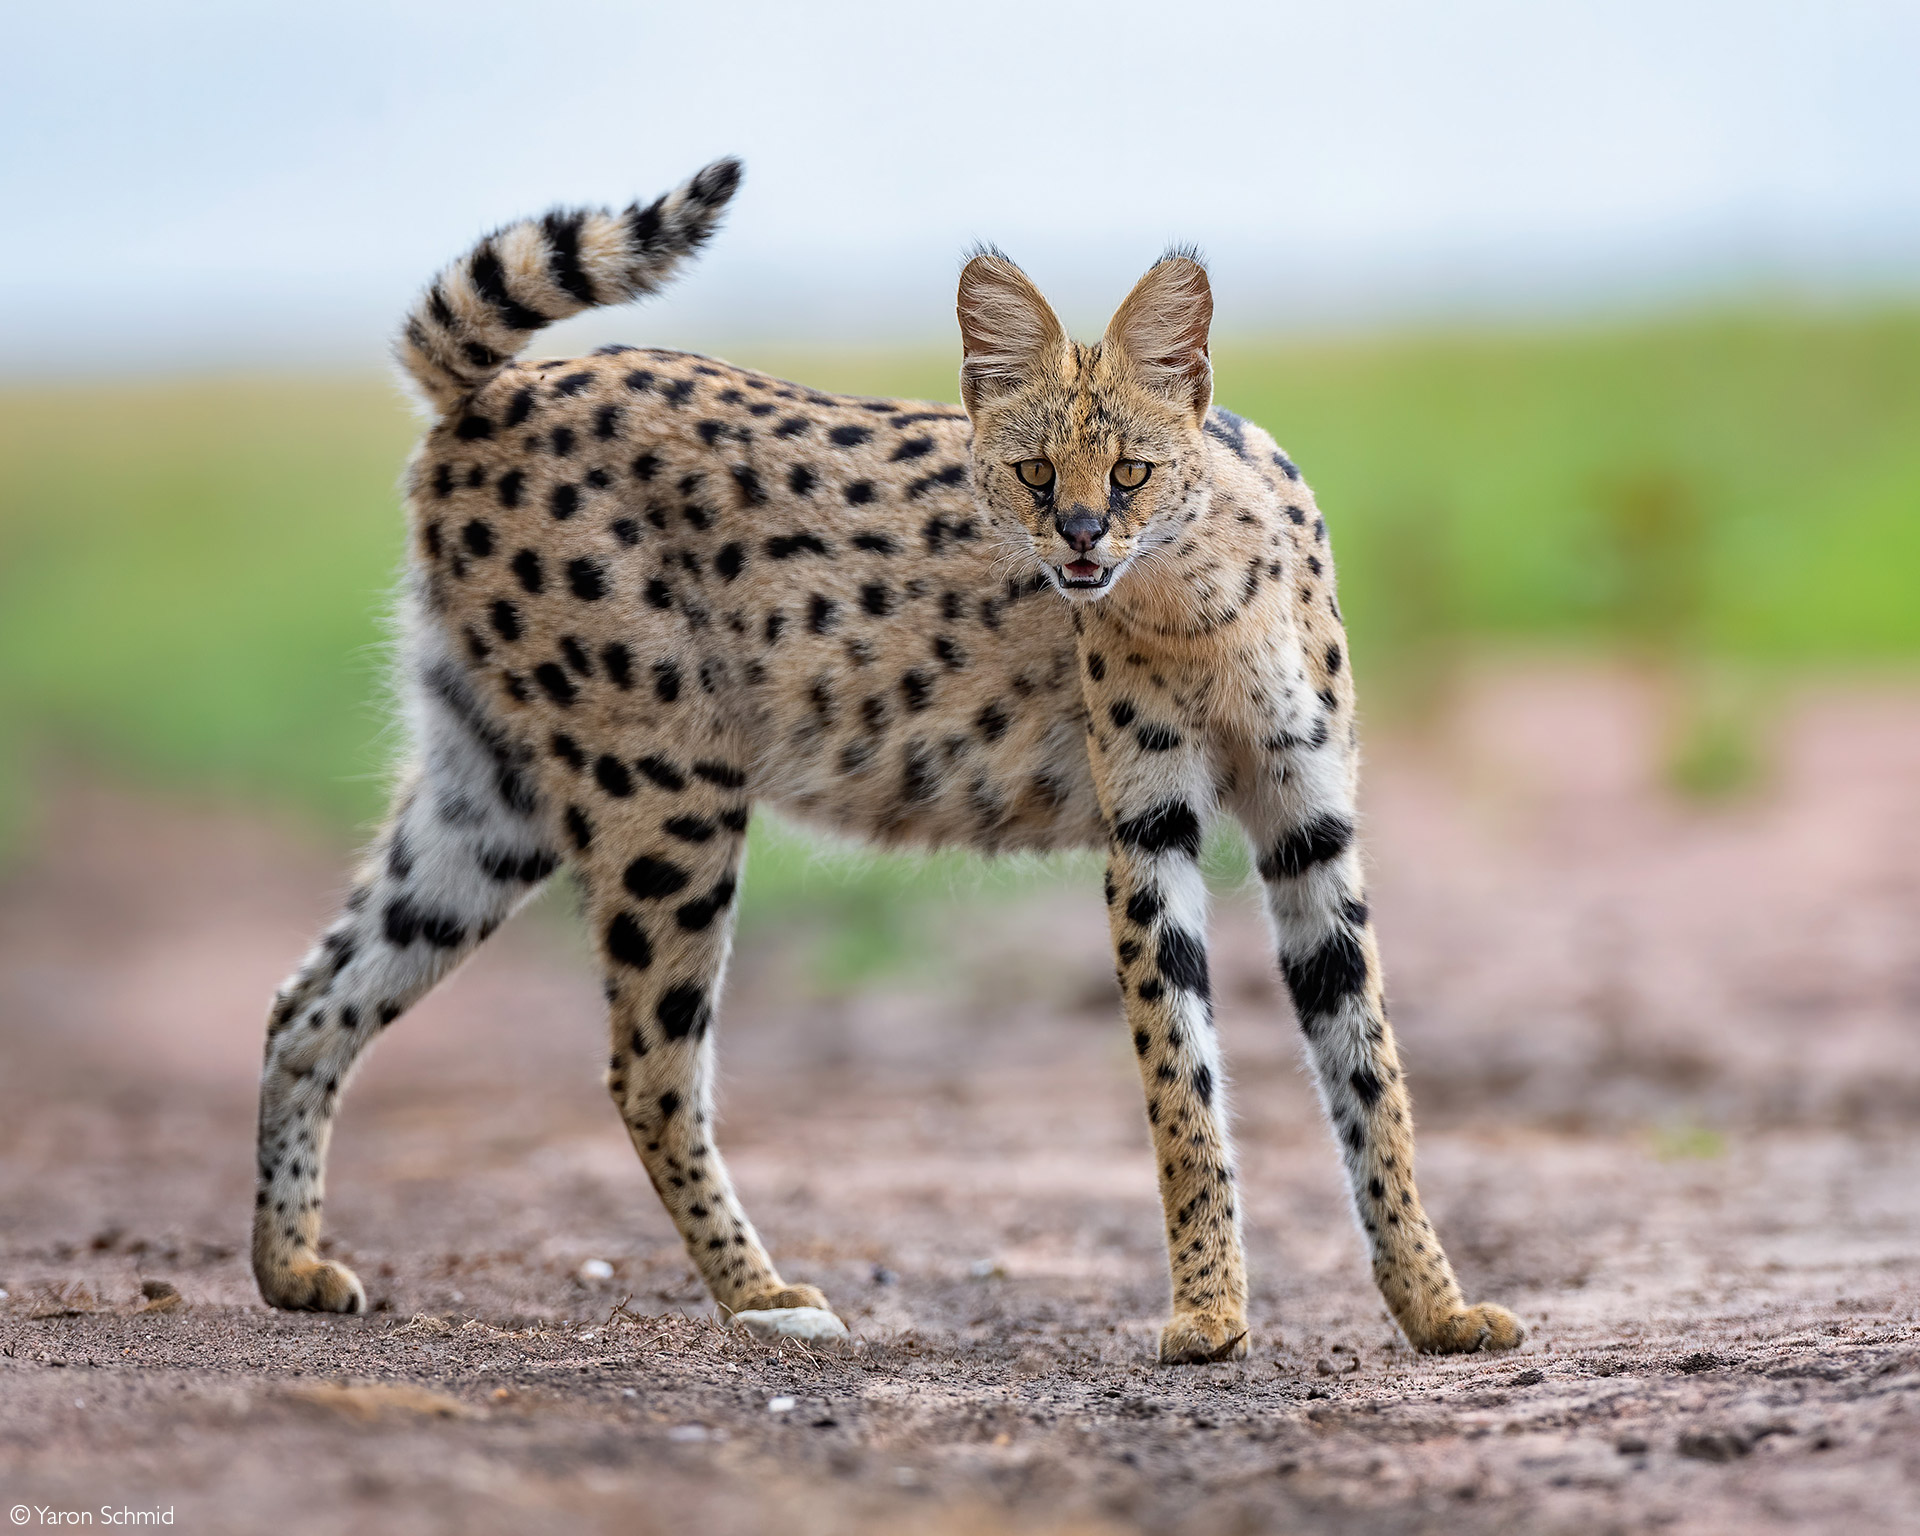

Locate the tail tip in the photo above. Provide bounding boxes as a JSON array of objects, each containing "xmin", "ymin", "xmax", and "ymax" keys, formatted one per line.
[{"xmin": 689, "ymin": 156, "xmax": 744, "ymax": 210}]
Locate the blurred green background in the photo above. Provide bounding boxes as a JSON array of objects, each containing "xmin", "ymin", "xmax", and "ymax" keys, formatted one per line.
[{"xmin": 5, "ymin": 306, "xmax": 1919, "ymax": 974}]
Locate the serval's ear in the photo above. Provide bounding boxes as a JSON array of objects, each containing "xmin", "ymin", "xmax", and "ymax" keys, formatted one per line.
[
  {"xmin": 1103, "ymin": 248, "xmax": 1212, "ymax": 424},
  {"xmin": 957, "ymin": 247, "xmax": 1068, "ymax": 416}
]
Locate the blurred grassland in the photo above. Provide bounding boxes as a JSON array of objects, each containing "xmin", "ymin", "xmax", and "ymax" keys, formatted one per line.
[{"xmin": 3, "ymin": 306, "xmax": 1918, "ymax": 957}]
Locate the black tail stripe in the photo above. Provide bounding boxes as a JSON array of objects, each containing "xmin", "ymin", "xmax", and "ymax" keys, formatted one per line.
[
  {"xmin": 469, "ymin": 244, "xmax": 551, "ymax": 332},
  {"xmin": 541, "ymin": 210, "xmax": 597, "ymax": 306},
  {"xmin": 627, "ymin": 195, "xmax": 666, "ymax": 254}
]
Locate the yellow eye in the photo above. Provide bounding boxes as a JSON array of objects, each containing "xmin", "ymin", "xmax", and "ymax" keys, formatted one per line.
[
  {"xmin": 1112, "ymin": 460, "xmax": 1151, "ymax": 490},
  {"xmin": 1014, "ymin": 459, "xmax": 1055, "ymax": 490}
]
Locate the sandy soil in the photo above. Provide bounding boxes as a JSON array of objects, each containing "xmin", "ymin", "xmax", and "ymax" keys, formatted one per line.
[{"xmin": 2, "ymin": 664, "xmax": 1917, "ymax": 1535}]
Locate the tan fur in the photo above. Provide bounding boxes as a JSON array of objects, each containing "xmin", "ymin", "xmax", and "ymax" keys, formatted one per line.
[{"xmin": 253, "ymin": 161, "xmax": 1521, "ymax": 1362}]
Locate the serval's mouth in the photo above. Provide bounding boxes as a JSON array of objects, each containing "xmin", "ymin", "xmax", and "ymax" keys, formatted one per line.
[{"xmin": 1057, "ymin": 558, "xmax": 1112, "ymax": 590}]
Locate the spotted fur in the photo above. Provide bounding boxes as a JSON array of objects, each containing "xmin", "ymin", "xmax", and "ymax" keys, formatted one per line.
[{"xmin": 253, "ymin": 159, "xmax": 1522, "ymax": 1361}]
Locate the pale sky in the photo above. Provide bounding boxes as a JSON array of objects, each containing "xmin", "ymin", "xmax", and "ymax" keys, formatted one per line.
[{"xmin": 6, "ymin": 0, "xmax": 1918, "ymax": 371}]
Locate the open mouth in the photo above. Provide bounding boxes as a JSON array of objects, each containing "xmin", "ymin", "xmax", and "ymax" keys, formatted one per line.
[{"xmin": 1058, "ymin": 559, "xmax": 1112, "ymax": 590}]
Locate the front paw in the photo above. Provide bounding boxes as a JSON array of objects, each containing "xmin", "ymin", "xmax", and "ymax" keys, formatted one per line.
[
  {"xmin": 1413, "ymin": 1302, "xmax": 1525, "ymax": 1354},
  {"xmin": 733, "ymin": 1283, "xmax": 830, "ymax": 1314},
  {"xmin": 1158, "ymin": 1310, "xmax": 1250, "ymax": 1364},
  {"xmin": 257, "ymin": 1258, "xmax": 367, "ymax": 1314}
]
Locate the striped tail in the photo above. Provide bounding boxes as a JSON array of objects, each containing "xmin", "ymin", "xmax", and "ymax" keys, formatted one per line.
[{"xmin": 395, "ymin": 157, "xmax": 742, "ymax": 414}]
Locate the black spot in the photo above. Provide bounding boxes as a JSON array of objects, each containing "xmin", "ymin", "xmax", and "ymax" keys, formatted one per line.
[
  {"xmin": 1086, "ymin": 653, "xmax": 1106, "ymax": 681},
  {"xmin": 512, "ymin": 549, "xmax": 544, "ymax": 593},
  {"xmin": 852, "ymin": 530, "xmax": 895, "ymax": 553},
  {"xmin": 496, "ymin": 469, "xmax": 524, "ymax": 508},
  {"xmin": 657, "ymin": 983, "xmax": 708, "ymax": 1039},
  {"xmin": 601, "ymin": 642, "xmax": 633, "ymax": 689},
  {"xmin": 1126, "ymin": 887, "xmax": 1162, "ymax": 926},
  {"xmin": 461, "ymin": 520, "xmax": 494, "ymax": 557},
  {"xmin": 636, "ymin": 755, "xmax": 686, "ymax": 791},
  {"xmin": 692, "ymin": 760, "xmax": 748, "ymax": 789},
  {"xmin": 454, "ymin": 415, "xmax": 493, "ymax": 441},
  {"xmin": 763, "ymin": 612, "xmax": 786, "ymax": 644},
  {"xmin": 653, "ymin": 660, "xmax": 682, "ymax": 702},
  {"xmin": 663, "ymin": 815, "xmax": 716, "ymax": 843},
  {"xmin": 560, "ymin": 636, "xmax": 592, "ymax": 675},
  {"xmin": 505, "ymin": 387, "xmax": 536, "ymax": 428},
  {"xmin": 489, "ymin": 599, "xmax": 521, "ymax": 641},
  {"xmin": 550, "ymin": 425, "xmax": 576, "ymax": 456},
  {"xmin": 860, "ymin": 582, "xmax": 893, "ymax": 616},
  {"xmin": 975, "ymin": 700, "xmax": 1009, "ymax": 742},
  {"xmin": 773, "ymin": 416, "xmax": 810, "ymax": 438},
  {"xmin": 809, "ymin": 593, "xmax": 840, "ymax": 633},
  {"xmin": 1367, "ymin": 1176, "xmax": 1385, "ymax": 1201},
  {"xmin": 845, "ymin": 481, "xmax": 875, "ymax": 505},
  {"xmin": 788, "ymin": 465, "xmax": 816, "ymax": 496},
  {"xmin": 567, "ymin": 557, "xmax": 607, "ymax": 600},
  {"xmin": 533, "ymin": 663, "xmax": 576, "ymax": 706},
  {"xmin": 595, "ymin": 755, "xmax": 633, "ymax": 797},
  {"xmin": 1108, "ymin": 700, "xmax": 1137, "ymax": 729},
  {"xmin": 900, "ymin": 740, "xmax": 936, "ymax": 804},
  {"xmin": 730, "ymin": 464, "xmax": 766, "ymax": 506},
  {"xmin": 1325, "ymin": 642, "xmax": 1343, "ymax": 675},
  {"xmin": 1349, "ymin": 1066, "xmax": 1383, "ymax": 1107},
  {"xmin": 933, "ymin": 635, "xmax": 966, "ymax": 670},
  {"xmin": 716, "ymin": 542, "xmax": 745, "ymax": 580},
  {"xmin": 900, "ymin": 670, "xmax": 932, "ymax": 711},
  {"xmin": 718, "ymin": 805, "xmax": 749, "ymax": 833},
  {"xmin": 766, "ymin": 532, "xmax": 830, "ymax": 559},
  {"xmin": 1133, "ymin": 1030, "xmax": 1150, "ymax": 1056},
  {"xmin": 1138, "ymin": 977, "xmax": 1165, "ymax": 1003},
  {"xmin": 1136, "ymin": 723, "xmax": 1181, "ymax": 752},
  {"xmin": 605, "ymin": 912, "xmax": 652, "ymax": 970},
  {"xmin": 549, "ymin": 483, "xmax": 579, "ymax": 520},
  {"xmin": 910, "ymin": 464, "xmax": 970, "ymax": 500},
  {"xmin": 1259, "ymin": 813, "xmax": 1354, "ymax": 882},
  {"xmin": 1192, "ymin": 1064, "xmax": 1215, "ymax": 1106},
  {"xmin": 645, "ymin": 577, "xmax": 673, "ymax": 609},
  {"xmin": 675, "ymin": 876, "xmax": 738, "ymax": 931},
  {"xmin": 383, "ymin": 897, "xmax": 464, "ymax": 950},
  {"xmin": 828, "ymin": 424, "xmax": 870, "ymax": 447},
  {"xmin": 658, "ymin": 1090, "xmax": 681, "ymax": 1119},
  {"xmin": 1114, "ymin": 801, "xmax": 1202, "ymax": 859},
  {"xmin": 611, "ymin": 516, "xmax": 640, "ymax": 546},
  {"xmin": 1157, "ymin": 927, "xmax": 1211, "ymax": 1000},
  {"xmin": 623, "ymin": 856, "xmax": 691, "ymax": 901},
  {"xmin": 592, "ymin": 403, "xmax": 622, "ymax": 440},
  {"xmin": 549, "ymin": 732, "xmax": 585, "ymax": 769},
  {"xmin": 1282, "ymin": 929, "xmax": 1369, "ymax": 1029},
  {"xmin": 890, "ymin": 435, "xmax": 933, "ymax": 461}
]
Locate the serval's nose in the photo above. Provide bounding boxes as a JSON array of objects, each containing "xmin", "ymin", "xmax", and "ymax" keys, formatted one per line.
[{"xmin": 1056, "ymin": 506, "xmax": 1107, "ymax": 555}]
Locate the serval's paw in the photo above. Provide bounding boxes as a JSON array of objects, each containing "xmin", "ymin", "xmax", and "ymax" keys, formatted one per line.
[
  {"xmin": 728, "ymin": 1283, "xmax": 847, "ymax": 1344},
  {"xmin": 256, "ymin": 1257, "xmax": 367, "ymax": 1315},
  {"xmin": 1158, "ymin": 1310, "xmax": 1250, "ymax": 1364},
  {"xmin": 1414, "ymin": 1302, "xmax": 1525, "ymax": 1354}
]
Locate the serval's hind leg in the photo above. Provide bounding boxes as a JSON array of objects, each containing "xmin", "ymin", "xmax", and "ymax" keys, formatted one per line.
[
  {"xmin": 1237, "ymin": 740, "xmax": 1523, "ymax": 1354},
  {"xmin": 570, "ymin": 743, "xmax": 842, "ymax": 1341},
  {"xmin": 253, "ymin": 652, "xmax": 557, "ymax": 1313}
]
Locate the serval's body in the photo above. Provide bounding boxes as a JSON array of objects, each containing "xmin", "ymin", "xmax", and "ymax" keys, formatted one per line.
[{"xmin": 255, "ymin": 158, "xmax": 1522, "ymax": 1361}]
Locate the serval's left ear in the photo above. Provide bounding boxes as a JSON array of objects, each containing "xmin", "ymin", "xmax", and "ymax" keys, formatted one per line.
[{"xmin": 1103, "ymin": 249, "xmax": 1212, "ymax": 425}]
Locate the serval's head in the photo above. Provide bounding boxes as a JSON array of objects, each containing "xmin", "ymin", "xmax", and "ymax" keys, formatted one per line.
[{"xmin": 957, "ymin": 247, "xmax": 1213, "ymax": 601}]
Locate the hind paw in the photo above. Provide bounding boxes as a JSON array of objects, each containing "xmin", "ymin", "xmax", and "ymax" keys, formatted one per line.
[
  {"xmin": 1413, "ymin": 1302, "xmax": 1525, "ymax": 1354},
  {"xmin": 1158, "ymin": 1310, "xmax": 1250, "ymax": 1364},
  {"xmin": 257, "ymin": 1258, "xmax": 367, "ymax": 1314}
]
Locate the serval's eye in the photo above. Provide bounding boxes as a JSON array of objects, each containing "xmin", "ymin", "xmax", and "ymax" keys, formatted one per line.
[
  {"xmin": 1112, "ymin": 460, "xmax": 1151, "ymax": 490},
  {"xmin": 1014, "ymin": 459, "xmax": 1055, "ymax": 491}
]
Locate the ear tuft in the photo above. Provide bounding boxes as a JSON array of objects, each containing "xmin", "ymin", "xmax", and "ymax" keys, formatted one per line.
[
  {"xmin": 1103, "ymin": 252, "xmax": 1213, "ymax": 422},
  {"xmin": 957, "ymin": 250, "xmax": 1066, "ymax": 415}
]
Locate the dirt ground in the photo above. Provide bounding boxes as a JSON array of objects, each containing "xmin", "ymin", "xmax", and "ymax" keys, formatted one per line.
[{"xmin": 3, "ymin": 664, "xmax": 1917, "ymax": 1535}]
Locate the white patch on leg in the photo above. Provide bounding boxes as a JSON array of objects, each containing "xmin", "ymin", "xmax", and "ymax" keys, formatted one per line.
[{"xmin": 730, "ymin": 1306, "xmax": 849, "ymax": 1344}]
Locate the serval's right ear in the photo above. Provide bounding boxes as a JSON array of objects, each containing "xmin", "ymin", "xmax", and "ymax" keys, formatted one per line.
[{"xmin": 957, "ymin": 247, "xmax": 1067, "ymax": 417}]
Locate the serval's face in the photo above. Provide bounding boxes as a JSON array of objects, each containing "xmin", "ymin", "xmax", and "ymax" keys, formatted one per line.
[{"xmin": 958, "ymin": 251, "xmax": 1214, "ymax": 602}]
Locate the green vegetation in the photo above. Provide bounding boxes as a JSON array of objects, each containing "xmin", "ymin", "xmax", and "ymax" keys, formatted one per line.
[{"xmin": 4, "ymin": 308, "xmax": 1917, "ymax": 956}]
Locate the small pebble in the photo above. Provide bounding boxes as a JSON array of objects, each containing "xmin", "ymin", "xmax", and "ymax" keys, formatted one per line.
[
  {"xmin": 969, "ymin": 1258, "xmax": 1006, "ymax": 1280},
  {"xmin": 668, "ymin": 1424, "xmax": 709, "ymax": 1442},
  {"xmin": 579, "ymin": 1259, "xmax": 614, "ymax": 1281},
  {"xmin": 768, "ymin": 1396, "xmax": 797, "ymax": 1413}
]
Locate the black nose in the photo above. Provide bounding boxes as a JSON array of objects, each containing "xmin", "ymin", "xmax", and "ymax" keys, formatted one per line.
[{"xmin": 1056, "ymin": 506, "xmax": 1108, "ymax": 555}]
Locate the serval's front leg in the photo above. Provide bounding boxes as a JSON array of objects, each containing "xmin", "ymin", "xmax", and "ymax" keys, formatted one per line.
[
  {"xmin": 1242, "ymin": 737, "xmax": 1523, "ymax": 1353},
  {"xmin": 1087, "ymin": 702, "xmax": 1248, "ymax": 1362}
]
